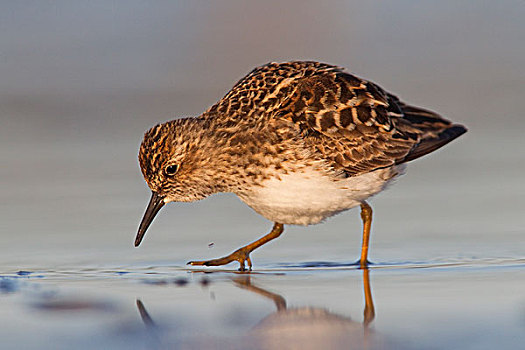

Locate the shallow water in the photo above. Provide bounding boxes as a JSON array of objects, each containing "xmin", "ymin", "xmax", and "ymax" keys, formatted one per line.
[
  {"xmin": 1, "ymin": 1, "xmax": 525, "ymax": 349},
  {"xmin": 1, "ymin": 261, "xmax": 524, "ymax": 350}
]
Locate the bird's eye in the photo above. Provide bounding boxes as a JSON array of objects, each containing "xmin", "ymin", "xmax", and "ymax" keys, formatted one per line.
[{"xmin": 165, "ymin": 164, "xmax": 179, "ymax": 176}]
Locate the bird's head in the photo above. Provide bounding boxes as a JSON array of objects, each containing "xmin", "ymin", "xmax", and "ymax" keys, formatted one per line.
[{"xmin": 134, "ymin": 118, "xmax": 220, "ymax": 247}]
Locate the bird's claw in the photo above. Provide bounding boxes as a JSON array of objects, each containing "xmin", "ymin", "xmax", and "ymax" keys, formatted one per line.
[{"xmin": 187, "ymin": 247, "xmax": 253, "ymax": 272}]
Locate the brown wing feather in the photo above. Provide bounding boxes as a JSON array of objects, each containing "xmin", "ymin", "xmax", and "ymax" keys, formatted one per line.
[
  {"xmin": 276, "ymin": 70, "xmax": 419, "ymax": 176},
  {"xmin": 207, "ymin": 61, "xmax": 466, "ymax": 176},
  {"xmin": 274, "ymin": 66, "xmax": 466, "ymax": 176},
  {"xmin": 392, "ymin": 101, "xmax": 467, "ymax": 163}
]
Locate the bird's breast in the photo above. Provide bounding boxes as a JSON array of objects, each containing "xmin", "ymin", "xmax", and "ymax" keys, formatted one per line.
[{"xmin": 236, "ymin": 165, "xmax": 405, "ymax": 225}]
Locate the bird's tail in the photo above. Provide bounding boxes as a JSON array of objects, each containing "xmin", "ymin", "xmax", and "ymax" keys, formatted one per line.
[{"xmin": 395, "ymin": 103, "xmax": 467, "ymax": 163}]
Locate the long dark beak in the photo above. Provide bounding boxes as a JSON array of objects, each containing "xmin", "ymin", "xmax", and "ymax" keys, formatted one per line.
[{"xmin": 135, "ymin": 191, "xmax": 165, "ymax": 247}]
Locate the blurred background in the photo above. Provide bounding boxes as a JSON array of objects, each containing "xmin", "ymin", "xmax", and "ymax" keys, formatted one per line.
[
  {"xmin": 1, "ymin": 2, "xmax": 525, "ymax": 349},
  {"xmin": 2, "ymin": 1, "xmax": 524, "ymax": 267}
]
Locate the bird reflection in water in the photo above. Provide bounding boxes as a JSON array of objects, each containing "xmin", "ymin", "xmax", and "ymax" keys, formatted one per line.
[
  {"xmin": 136, "ymin": 269, "xmax": 390, "ymax": 350},
  {"xmin": 233, "ymin": 269, "xmax": 379, "ymax": 349}
]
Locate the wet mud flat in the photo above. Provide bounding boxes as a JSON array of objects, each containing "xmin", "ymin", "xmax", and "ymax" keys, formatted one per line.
[{"xmin": 1, "ymin": 259, "xmax": 524, "ymax": 350}]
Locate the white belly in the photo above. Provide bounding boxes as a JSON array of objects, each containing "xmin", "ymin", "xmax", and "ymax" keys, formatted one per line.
[{"xmin": 236, "ymin": 165, "xmax": 405, "ymax": 225}]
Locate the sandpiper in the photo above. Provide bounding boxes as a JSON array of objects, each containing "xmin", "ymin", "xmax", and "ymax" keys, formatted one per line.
[{"xmin": 134, "ymin": 61, "xmax": 466, "ymax": 271}]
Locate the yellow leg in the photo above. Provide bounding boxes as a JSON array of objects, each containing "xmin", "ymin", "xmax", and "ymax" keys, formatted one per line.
[
  {"xmin": 188, "ymin": 223, "xmax": 284, "ymax": 271},
  {"xmin": 359, "ymin": 201, "xmax": 373, "ymax": 268}
]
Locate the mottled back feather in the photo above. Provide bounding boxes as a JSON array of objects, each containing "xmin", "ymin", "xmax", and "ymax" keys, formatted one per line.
[{"xmin": 204, "ymin": 61, "xmax": 466, "ymax": 177}]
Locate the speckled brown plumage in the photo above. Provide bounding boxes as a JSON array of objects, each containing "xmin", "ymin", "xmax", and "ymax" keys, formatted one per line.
[
  {"xmin": 135, "ymin": 61, "xmax": 467, "ymax": 270},
  {"xmin": 200, "ymin": 61, "xmax": 465, "ymax": 177}
]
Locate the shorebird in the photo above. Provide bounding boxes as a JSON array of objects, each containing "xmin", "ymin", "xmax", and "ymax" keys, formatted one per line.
[{"xmin": 134, "ymin": 61, "xmax": 466, "ymax": 271}]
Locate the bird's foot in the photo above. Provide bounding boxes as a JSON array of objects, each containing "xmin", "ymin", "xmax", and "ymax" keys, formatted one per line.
[
  {"xmin": 354, "ymin": 259, "xmax": 373, "ymax": 269},
  {"xmin": 187, "ymin": 247, "xmax": 253, "ymax": 272}
]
